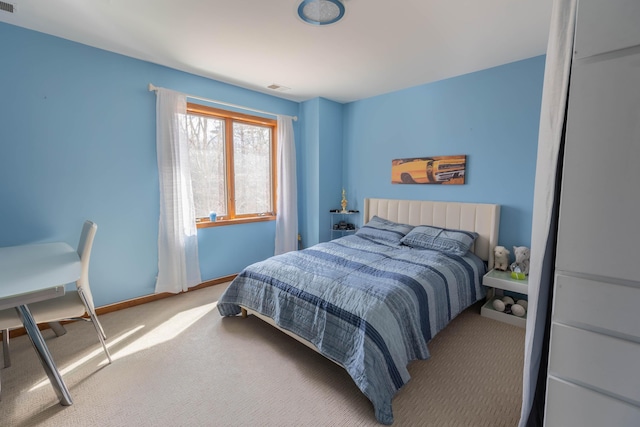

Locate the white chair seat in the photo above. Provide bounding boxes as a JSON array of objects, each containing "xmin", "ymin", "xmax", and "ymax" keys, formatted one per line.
[
  {"xmin": 28, "ymin": 292, "xmax": 87, "ymax": 324},
  {"xmin": 0, "ymin": 310, "xmax": 21, "ymax": 331},
  {"xmin": 0, "ymin": 292, "xmax": 94, "ymax": 371},
  {"xmin": 0, "ymin": 292, "xmax": 86, "ymax": 329}
]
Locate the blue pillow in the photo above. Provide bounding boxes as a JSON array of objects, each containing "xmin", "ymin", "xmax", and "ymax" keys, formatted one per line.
[
  {"xmin": 355, "ymin": 216, "xmax": 414, "ymax": 245},
  {"xmin": 400, "ymin": 225, "xmax": 478, "ymax": 255}
]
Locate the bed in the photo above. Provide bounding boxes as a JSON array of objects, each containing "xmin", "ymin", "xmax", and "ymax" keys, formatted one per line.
[{"xmin": 217, "ymin": 198, "xmax": 500, "ymax": 424}]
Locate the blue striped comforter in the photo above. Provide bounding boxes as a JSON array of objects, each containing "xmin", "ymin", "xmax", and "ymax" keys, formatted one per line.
[{"xmin": 217, "ymin": 234, "xmax": 486, "ymax": 424}]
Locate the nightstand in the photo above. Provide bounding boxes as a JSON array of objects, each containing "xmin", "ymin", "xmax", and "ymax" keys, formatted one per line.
[
  {"xmin": 330, "ymin": 211, "xmax": 358, "ymax": 239},
  {"xmin": 481, "ymin": 269, "xmax": 528, "ymax": 328}
]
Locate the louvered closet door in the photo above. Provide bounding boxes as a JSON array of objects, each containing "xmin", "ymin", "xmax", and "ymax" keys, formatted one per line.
[{"xmin": 545, "ymin": 0, "xmax": 640, "ymax": 425}]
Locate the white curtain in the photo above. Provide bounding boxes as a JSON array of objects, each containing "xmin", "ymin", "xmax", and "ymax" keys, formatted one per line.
[
  {"xmin": 519, "ymin": 0, "xmax": 577, "ymax": 425},
  {"xmin": 274, "ymin": 115, "xmax": 298, "ymax": 255},
  {"xmin": 154, "ymin": 88, "xmax": 202, "ymax": 294}
]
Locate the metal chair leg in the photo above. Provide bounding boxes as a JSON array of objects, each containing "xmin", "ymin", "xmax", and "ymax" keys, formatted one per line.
[
  {"xmin": 88, "ymin": 312, "xmax": 111, "ymax": 364},
  {"xmin": 2, "ymin": 329, "xmax": 10, "ymax": 368},
  {"xmin": 49, "ymin": 322, "xmax": 67, "ymax": 337},
  {"xmin": 76, "ymin": 289, "xmax": 111, "ymax": 363}
]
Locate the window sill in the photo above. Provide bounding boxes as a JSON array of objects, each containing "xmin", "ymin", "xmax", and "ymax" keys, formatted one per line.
[{"xmin": 196, "ymin": 216, "xmax": 276, "ymax": 229}]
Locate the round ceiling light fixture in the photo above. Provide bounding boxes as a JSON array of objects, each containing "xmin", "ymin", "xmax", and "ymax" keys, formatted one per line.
[{"xmin": 298, "ymin": 0, "xmax": 345, "ymax": 26}]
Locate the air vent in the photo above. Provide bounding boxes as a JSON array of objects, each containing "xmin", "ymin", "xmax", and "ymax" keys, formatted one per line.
[
  {"xmin": 0, "ymin": 1, "xmax": 16, "ymax": 13},
  {"xmin": 267, "ymin": 84, "xmax": 291, "ymax": 92}
]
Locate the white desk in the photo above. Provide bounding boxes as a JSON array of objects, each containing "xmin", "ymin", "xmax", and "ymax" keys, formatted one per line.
[{"xmin": 0, "ymin": 242, "xmax": 81, "ymax": 405}]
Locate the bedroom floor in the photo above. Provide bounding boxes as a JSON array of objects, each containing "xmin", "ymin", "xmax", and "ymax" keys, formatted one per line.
[{"xmin": 0, "ymin": 283, "xmax": 525, "ymax": 426}]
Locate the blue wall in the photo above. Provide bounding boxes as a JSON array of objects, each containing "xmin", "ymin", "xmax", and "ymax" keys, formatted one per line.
[
  {"xmin": 318, "ymin": 98, "xmax": 344, "ymax": 243},
  {"xmin": 298, "ymin": 99, "xmax": 320, "ymax": 249},
  {"xmin": 298, "ymin": 97, "xmax": 344, "ymax": 247},
  {"xmin": 0, "ymin": 21, "xmax": 545, "ymax": 308},
  {"xmin": 343, "ymin": 56, "xmax": 545, "ymax": 250},
  {"xmin": 0, "ymin": 23, "xmax": 298, "ymax": 306}
]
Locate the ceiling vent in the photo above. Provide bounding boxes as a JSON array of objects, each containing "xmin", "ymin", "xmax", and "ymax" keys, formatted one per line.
[
  {"xmin": 0, "ymin": 1, "xmax": 16, "ymax": 13},
  {"xmin": 267, "ymin": 84, "xmax": 291, "ymax": 92}
]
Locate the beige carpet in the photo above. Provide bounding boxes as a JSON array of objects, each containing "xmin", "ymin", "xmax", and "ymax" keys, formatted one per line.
[{"xmin": 0, "ymin": 284, "xmax": 525, "ymax": 426}]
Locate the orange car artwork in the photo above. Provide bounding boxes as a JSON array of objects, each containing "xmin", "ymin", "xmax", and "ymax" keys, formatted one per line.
[{"xmin": 391, "ymin": 155, "xmax": 466, "ymax": 184}]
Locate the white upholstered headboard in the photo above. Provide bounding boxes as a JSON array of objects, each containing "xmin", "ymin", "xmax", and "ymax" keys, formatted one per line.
[{"xmin": 363, "ymin": 198, "xmax": 500, "ymax": 268}]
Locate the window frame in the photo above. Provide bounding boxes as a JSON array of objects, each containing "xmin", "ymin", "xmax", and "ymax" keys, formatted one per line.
[{"xmin": 186, "ymin": 103, "xmax": 277, "ymax": 228}]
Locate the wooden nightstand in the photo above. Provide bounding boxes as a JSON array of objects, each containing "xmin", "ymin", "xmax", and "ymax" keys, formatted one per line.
[{"xmin": 481, "ymin": 269, "xmax": 528, "ymax": 328}]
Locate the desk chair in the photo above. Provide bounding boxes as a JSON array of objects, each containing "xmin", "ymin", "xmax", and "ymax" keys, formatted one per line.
[{"xmin": 0, "ymin": 221, "xmax": 112, "ymax": 369}]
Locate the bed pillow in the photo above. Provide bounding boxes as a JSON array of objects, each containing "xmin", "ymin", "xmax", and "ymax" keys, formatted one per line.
[
  {"xmin": 400, "ymin": 225, "xmax": 478, "ymax": 255},
  {"xmin": 355, "ymin": 216, "xmax": 414, "ymax": 245}
]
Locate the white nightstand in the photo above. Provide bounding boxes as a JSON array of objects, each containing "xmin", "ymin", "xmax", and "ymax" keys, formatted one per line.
[
  {"xmin": 481, "ymin": 269, "xmax": 528, "ymax": 328},
  {"xmin": 330, "ymin": 211, "xmax": 358, "ymax": 239}
]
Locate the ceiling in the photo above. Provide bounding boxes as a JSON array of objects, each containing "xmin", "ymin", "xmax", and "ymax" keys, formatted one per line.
[{"xmin": 0, "ymin": 0, "xmax": 553, "ymax": 104}]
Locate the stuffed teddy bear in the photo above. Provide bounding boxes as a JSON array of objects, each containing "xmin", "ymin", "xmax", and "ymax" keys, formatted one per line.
[
  {"xmin": 493, "ymin": 246, "xmax": 510, "ymax": 271},
  {"xmin": 492, "ymin": 296, "xmax": 527, "ymax": 317},
  {"xmin": 510, "ymin": 246, "xmax": 530, "ymax": 275}
]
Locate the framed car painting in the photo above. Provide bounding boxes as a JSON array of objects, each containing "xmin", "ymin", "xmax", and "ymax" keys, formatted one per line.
[{"xmin": 391, "ymin": 155, "xmax": 466, "ymax": 184}]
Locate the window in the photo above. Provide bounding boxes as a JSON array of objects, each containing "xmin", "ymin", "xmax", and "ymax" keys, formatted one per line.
[{"xmin": 185, "ymin": 103, "xmax": 277, "ymax": 227}]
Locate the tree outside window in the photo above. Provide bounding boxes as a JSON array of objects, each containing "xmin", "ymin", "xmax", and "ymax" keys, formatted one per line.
[{"xmin": 185, "ymin": 103, "xmax": 276, "ymax": 226}]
